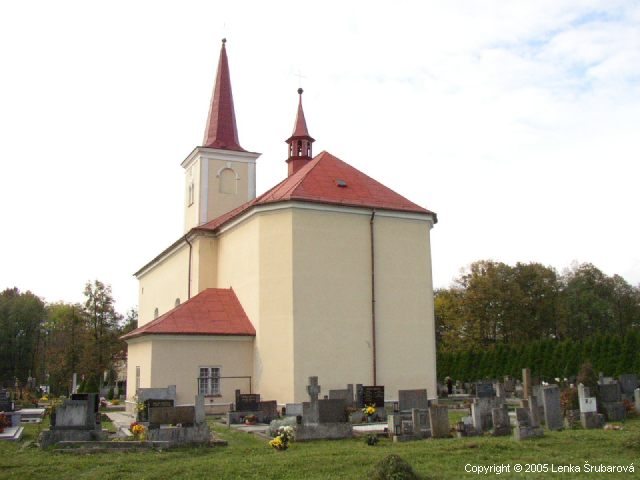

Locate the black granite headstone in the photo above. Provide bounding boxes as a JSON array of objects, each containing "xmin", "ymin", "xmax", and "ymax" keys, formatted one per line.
[{"xmin": 362, "ymin": 386, "xmax": 385, "ymax": 407}]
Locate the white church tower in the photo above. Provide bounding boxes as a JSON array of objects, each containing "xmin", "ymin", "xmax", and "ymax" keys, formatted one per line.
[{"xmin": 182, "ymin": 39, "xmax": 260, "ymax": 232}]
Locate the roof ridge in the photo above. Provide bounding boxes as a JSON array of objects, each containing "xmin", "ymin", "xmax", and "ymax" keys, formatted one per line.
[{"xmin": 278, "ymin": 153, "xmax": 324, "ymax": 198}]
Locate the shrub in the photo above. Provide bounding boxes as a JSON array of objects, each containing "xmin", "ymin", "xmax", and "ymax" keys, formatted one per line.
[
  {"xmin": 576, "ymin": 362, "xmax": 598, "ymax": 392},
  {"xmin": 371, "ymin": 454, "xmax": 421, "ymax": 480},
  {"xmin": 365, "ymin": 434, "xmax": 379, "ymax": 446},
  {"xmin": 560, "ymin": 387, "xmax": 579, "ymax": 414},
  {"xmin": 107, "ymin": 388, "xmax": 114, "ymax": 400}
]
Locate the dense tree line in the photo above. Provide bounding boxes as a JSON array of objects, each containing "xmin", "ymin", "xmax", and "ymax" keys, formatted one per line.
[
  {"xmin": 0, "ymin": 280, "xmax": 137, "ymax": 395},
  {"xmin": 436, "ymin": 260, "xmax": 640, "ymax": 380},
  {"xmin": 436, "ymin": 261, "xmax": 640, "ymax": 350},
  {"xmin": 438, "ymin": 331, "xmax": 640, "ymax": 382}
]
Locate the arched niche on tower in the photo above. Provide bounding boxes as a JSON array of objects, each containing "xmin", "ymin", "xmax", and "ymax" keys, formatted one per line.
[{"xmin": 217, "ymin": 167, "xmax": 239, "ymax": 194}]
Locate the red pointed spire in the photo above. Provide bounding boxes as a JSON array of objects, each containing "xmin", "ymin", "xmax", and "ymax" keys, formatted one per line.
[
  {"xmin": 286, "ymin": 88, "xmax": 315, "ymax": 176},
  {"xmin": 291, "ymin": 88, "xmax": 311, "ymax": 137},
  {"xmin": 202, "ymin": 39, "xmax": 245, "ymax": 151}
]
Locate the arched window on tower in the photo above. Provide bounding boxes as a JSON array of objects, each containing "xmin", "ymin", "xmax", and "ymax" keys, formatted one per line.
[
  {"xmin": 297, "ymin": 140, "xmax": 302, "ymax": 156},
  {"xmin": 219, "ymin": 168, "xmax": 237, "ymax": 194},
  {"xmin": 175, "ymin": 298, "xmax": 181, "ymax": 307},
  {"xmin": 153, "ymin": 308, "xmax": 159, "ymax": 319},
  {"xmin": 306, "ymin": 141, "xmax": 311, "ymax": 157}
]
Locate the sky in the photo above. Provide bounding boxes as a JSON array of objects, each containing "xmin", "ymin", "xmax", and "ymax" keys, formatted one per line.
[{"xmin": 1, "ymin": 1, "xmax": 639, "ymax": 314}]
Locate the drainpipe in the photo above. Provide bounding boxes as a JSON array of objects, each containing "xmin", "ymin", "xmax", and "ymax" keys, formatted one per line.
[
  {"xmin": 185, "ymin": 235, "xmax": 193, "ymax": 299},
  {"xmin": 370, "ymin": 210, "xmax": 377, "ymax": 385}
]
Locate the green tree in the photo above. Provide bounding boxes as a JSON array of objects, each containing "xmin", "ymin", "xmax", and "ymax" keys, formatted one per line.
[
  {"xmin": 83, "ymin": 280, "xmax": 122, "ymax": 387},
  {"xmin": 0, "ymin": 288, "xmax": 45, "ymax": 386}
]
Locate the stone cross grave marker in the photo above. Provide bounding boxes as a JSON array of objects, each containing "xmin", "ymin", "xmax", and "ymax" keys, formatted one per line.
[
  {"xmin": 307, "ymin": 377, "xmax": 321, "ymax": 403},
  {"xmin": 522, "ymin": 368, "xmax": 532, "ymax": 399}
]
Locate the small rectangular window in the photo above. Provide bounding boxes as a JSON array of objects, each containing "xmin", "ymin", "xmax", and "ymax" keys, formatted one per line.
[
  {"xmin": 198, "ymin": 366, "xmax": 221, "ymax": 395},
  {"xmin": 135, "ymin": 366, "xmax": 141, "ymax": 391}
]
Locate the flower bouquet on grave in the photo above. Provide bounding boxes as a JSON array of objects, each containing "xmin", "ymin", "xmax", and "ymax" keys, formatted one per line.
[
  {"xmin": 362, "ymin": 404, "xmax": 376, "ymax": 421},
  {"xmin": 129, "ymin": 421, "xmax": 146, "ymax": 440},
  {"xmin": 269, "ymin": 425, "xmax": 295, "ymax": 451},
  {"xmin": 244, "ymin": 414, "xmax": 257, "ymax": 425}
]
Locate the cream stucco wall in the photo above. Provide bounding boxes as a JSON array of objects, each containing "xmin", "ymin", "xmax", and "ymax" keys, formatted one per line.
[
  {"xmin": 286, "ymin": 206, "xmax": 436, "ymax": 402},
  {"xmin": 125, "ymin": 339, "xmax": 152, "ymax": 401},
  {"xmin": 192, "ymin": 235, "xmax": 218, "ymax": 293},
  {"xmin": 148, "ymin": 335, "xmax": 254, "ymax": 405},
  {"xmin": 206, "ymin": 159, "xmax": 250, "ymax": 223},
  {"xmin": 373, "ymin": 214, "xmax": 437, "ymax": 399},
  {"xmin": 216, "ymin": 209, "xmax": 295, "ymax": 402},
  {"xmin": 137, "ymin": 242, "xmax": 190, "ymax": 326},
  {"xmin": 291, "ymin": 208, "xmax": 373, "ymax": 401}
]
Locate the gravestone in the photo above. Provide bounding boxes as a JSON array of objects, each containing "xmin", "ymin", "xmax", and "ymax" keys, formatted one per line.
[
  {"xmin": 522, "ymin": 368, "xmax": 532, "ymax": 399},
  {"xmin": 235, "ymin": 390, "xmax": 260, "ymax": 411},
  {"xmin": 0, "ymin": 389, "xmax": 14, "ymax": 412},
  {"xmin": 136, "ymin": 385, "xmax": 176, "ymax": 402},
  {"xmin": 318, "ymin": 399, "xmax": 347, "ymax": 423},
  {"xmin": 329, "ymin": 385, "xmax": 354, "ymax": 407},
  {"xmin": 428, "ymin": 405, "xmax": 450, "ymax": 438},
  {"xmin": 140, "ymin": 398, "xmax": 174, "ymax": 422},
  {"xmin": 580, "ymin": 396, "xmax": 597, "ymax": 413},
  {"xmin": 580, "ymin": 411, "xmax": 605, "ymax": 429},
  {"xmin": 362, "ymin": 386, "xmax": 385, "ymax": 407},
  {"xmin": 526, "ymin": 397, "xmax": 541, "ymax": 428},
  {"xmin": 471, "ymin": 397, "xmax": 501, "ymax": 433},
  {"xmin": 195, "ymin": 394, "xmax": 205, "ymax": 425},
  {"xmin": 398, "ymin": 389, "xmax": 428, "ymax": 411},
  {"xmin": 258, "ymin": 400, "xmax": 278, "ymax": 423},
  {"xmin": 635, "ymin": 388, "xmax": 640, "ymax": 414},
  {"xmin": 602, "ymin": 402, "xmax": 625, "ymax": 422},
  {"xmin": 599, "ymin": 383, "xmax": 621, "ymax": 403},
  {"xmin": 503, "ymin": 376, "xmax": 515, "ymax": 395},
  {"xmin": 39, "ymin": 393, "xmax": 106, "ymax": 448},
  {"xmin": 619, "ymin": 374, "xmax": 638, "ymax": 397},
  {"xmin": 296, "ymin": 376, "xmax": 352, "ymax": 441},
  {"xmin": 148, "ymin": 406, "xmax": 195, "ymax": 427},
  {"xmin": 513, "ymin": 407, "xmax": 543, "ymax": 440},
  {"xmin": 285, "ymin": 403, "xmax": 303, "ymax": 417},
  {"xmin": 491, "ymin": 406, "xmax": 511, "ymax": 436},
  {"xmin": 495, "ymin": 382, "xmax": 505, "ymax": 398},
  {"xmin": 541, "ymin": 385, "xmax": 563, "ymax": 431},
  {"xmin": 146, "ymin": 402, "xmax": 212, "ymax": 445},
  {"xmin": 598, "ymin": 383, "xmax": 625, "ymax": 421},
  {"xmin": 388, "ymin": 409, "xmax": 430, "ymax": 442},
  {"xmin": 355, "ymin": 384, "xmax": 364, "ymax": 407},
  {"xmin": 455, "ymin": 415, "xmax": 478, "ymax": 437},
  {"xmin": 475, "ymin": 382, "xmax": 495, "ymax": 398},
  {"xmin": 577, "ymin": 383, "xmax": 590, "ymax": 402}
]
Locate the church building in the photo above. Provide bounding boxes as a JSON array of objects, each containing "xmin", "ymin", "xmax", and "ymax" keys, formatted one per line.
[{"xmin": 123, "ymin": 40, "xmax": 438, "ymax": 408}]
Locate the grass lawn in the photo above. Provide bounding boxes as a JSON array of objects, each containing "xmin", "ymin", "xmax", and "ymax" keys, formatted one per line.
[{"xmin": 1, "ymin": 416, "xmax": 639, "ymax": 479}]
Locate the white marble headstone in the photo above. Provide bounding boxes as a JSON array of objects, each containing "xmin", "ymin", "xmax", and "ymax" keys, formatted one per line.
[{"xmin": 580, "ymin": 396, "xmax": 597, "ymax": 413}]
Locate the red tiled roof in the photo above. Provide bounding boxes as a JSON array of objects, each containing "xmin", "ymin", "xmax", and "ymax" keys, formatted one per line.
[
  {"xmin": 196, "ymin": 150, "xmax": 436, "ymax": 233},
  {"xmin": 121, "ymin": 288, "xmax": 255, "ymax": 340},
  {"xmin": 202, "ymin": 39, "xmax": 246, "ymax": 152}
]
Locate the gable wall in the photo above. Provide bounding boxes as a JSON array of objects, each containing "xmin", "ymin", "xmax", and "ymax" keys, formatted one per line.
[{"xmin": 137, "ymin": 243, "xmax": 190, "ymax": 327}]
